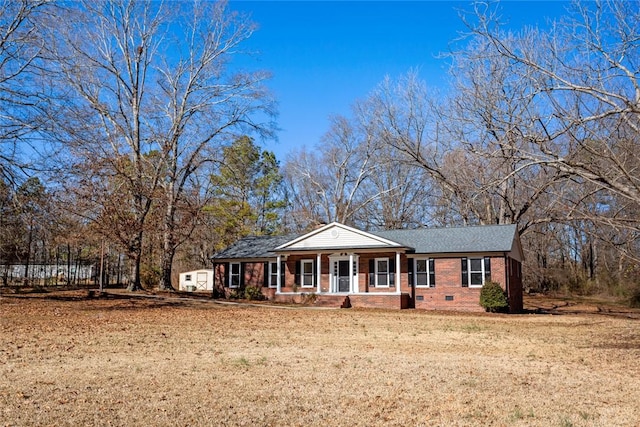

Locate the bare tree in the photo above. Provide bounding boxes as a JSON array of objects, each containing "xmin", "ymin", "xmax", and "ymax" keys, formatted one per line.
[
  {"xmin": 43, "ymin": 1, "xmax": 166, "ymax": 290},
  {"xmin": 42, "ymin": 1, "xmax": 273, "ymax": 290},
  {"xmin": 356, "ymin": 143, "xmax": 433, "ymax": 230},
  {"xmin": 0, "ymin": 0, "xmax": 49, "ymax": 185},
  {"xmin": 154, "ymin": 1, "xmax": 275, "ymax": 290},
  {"xmin": 363, "ymin": 71, "xmax": 488, "ymax": 226},
  {"xmin": 283, "ymin": 114, "xmax": 383, "ymax": 231},
  {"xmin": 467, "ymin": 0, "xmax": 640, "ymax": 209}
]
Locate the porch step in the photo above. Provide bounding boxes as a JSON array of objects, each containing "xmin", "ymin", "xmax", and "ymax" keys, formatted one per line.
[{"xmin": 314, "ymin": 295, "xmax": 351, "ymax": 309}]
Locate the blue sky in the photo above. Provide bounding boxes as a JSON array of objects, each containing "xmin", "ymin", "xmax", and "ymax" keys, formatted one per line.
[{"xmin": 229, "ymin": 1, "xmax": 571, "ymax": 161}]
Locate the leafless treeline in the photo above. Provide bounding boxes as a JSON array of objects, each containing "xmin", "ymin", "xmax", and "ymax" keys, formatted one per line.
[
  {"xmin": 283, "ymin": 0, "xmax": 639, "ymax": 296},
  {"xmin": 0, "ymin": 1, "xmax": 638, "ymax": 299}
]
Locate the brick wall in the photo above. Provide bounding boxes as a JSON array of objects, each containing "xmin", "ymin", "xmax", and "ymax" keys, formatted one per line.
[
  {"xmin": 215, "ymin": 253, "xmax": 522, "ymax": 312},
  {"xmin": 349, "ymin": 293, "xmax": 410, "ymax": 309},
  {"xmin": 213, "ymin": 261, "xmax": 274, "ymax": 299},
  {"xmin": 358, "ymin": 252, "xmax": 407, "ymax": 294},
  {"xmin": 413, "ymin": 257, "xmax": 507, "ymax": 312}
]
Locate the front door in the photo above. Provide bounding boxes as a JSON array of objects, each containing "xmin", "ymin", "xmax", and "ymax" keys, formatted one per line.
[{"xmin": 338, "ymin": 260, "xmax": 350, "ymax": 292}]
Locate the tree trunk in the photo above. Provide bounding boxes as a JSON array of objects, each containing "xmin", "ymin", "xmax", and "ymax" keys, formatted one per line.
[
  {"xmin": 158, "ymin": 199, "xmax": 176, "ymax": 291},
  {"xmin": 116, "ymin": 253, "xmax": 122, "ymax": 287},
  {"xmin": 127, "ymin": 233, "xmax": 144, "ymax": 291},
  {"xmin": 158, "ymin": 247, "xmax": 175, "ymax": 291},
  {"xmin": 67, "ymin": 243, "xmax": 72, "ymax": 286},
  {"xmin": 24, "ymin": 219, "xmax": 33, "ymax": 286}
]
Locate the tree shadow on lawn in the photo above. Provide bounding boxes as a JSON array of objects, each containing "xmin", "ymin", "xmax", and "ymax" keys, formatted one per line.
[
  {"xmin": 524, "ymin": 294, "xmax": 640, "ymax": 320},
  {"xmin": 1, "ymin": 289, "xmax": 222, "ymax": 310}
]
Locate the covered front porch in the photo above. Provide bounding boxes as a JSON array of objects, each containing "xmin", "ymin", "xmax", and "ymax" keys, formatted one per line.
[
  {"xmin": 271, "ymin": 250, "xmax": 412, "ymax": 309},
  {"xmin": 269, "ymin": 223, "xmax": 413, "ymax": 309}
]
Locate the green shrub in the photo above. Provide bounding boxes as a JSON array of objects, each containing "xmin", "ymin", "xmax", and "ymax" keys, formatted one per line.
[
  {"xmin": 480, "ymin": 281, "xmax": 509, "ymax": 313},
  {"xmin": 228, "ymin": 289, "xmax": 241, "ymax": 300},
  {"xmin": 244, "ymin": 286, "xmax": 266, "ymax": 301}
]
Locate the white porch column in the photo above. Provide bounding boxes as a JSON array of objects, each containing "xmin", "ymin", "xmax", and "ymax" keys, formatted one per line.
[
  {"xmin": 396, "ymin": 251, "xmax": 401, "ymax": 294},
  {"xmin": 349, "ymin": 253, "xmax": 354, "ymax": 293},
  {"xmin": 276, "ymin": 254, "xmax": 282, "ymax": 293},
  {"xmin": 316, "ymin": 253, "xmax": 322, "ymax": 293}
]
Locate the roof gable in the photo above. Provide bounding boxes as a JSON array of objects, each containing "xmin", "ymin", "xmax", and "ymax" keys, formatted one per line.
[{"xmin": 275, "ymin": 222, "xmax": 404, "ymax": 251}]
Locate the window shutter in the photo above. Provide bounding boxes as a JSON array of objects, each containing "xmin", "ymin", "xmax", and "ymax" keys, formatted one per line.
[
  {"xmin": 461, "ymin": 258, "xmax": 468, "ymax": 287},
  {"xmin": 389, "ymin": 257, "xmax": 395, "ymax": 286},
  {"xmin": 223, "ymin": 262, "xmax": 230, "ymax": 288},
  {"xmin": 240, "ymin": 263, "xmax": 246, "ymax": 288},
  {"xmin": 429, "ymin": 258, "xmax": 436, "ymax": 288},
  {"xmin": 313, "ymin": 259, "xmax": 318, "ymax": 286},
  {"xmin": 407, "ymin": 258, "xmax": 414, "ymax": 287},
  {"xmin": 295, "ymin": 260, "xmax": 301, "ymax": 286},
  {"xmin": 369, "ymin": 259, "xmax": 375, "ymax": 287},
  {"xmin": 263, "ymin": 262, "xmax": 269, "ymax": 287},
  {"xmin": 484, "ymin": 257, "xmax": 491, "ymax": 282}
]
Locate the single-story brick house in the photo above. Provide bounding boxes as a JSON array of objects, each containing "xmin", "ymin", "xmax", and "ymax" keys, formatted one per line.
[{"xmin": 211, "ymin": 222, "xmax": 523, "ymax": 312}]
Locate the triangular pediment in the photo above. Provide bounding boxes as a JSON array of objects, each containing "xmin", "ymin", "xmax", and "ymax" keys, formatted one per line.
[{"xmin": 275, "ymin": 222, "xmax": 404, "ymax": 251}]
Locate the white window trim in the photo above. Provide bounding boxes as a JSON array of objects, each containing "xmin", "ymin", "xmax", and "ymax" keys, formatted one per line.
[
  {"xmin": 229, "ymin": 262, "xmax": 241, "ymax": 289},
  {"xmin": 375, "ymin": 257, "xmax": 390, "ymax": 288},
  {"xmin": 301, "ymin": 259, "xmax": 315, "ymax": 288},
  {"xmin": 268, "ymin": 262, "xmax": 278, "ymax": 288},
  {"xmin": 414, "ymin": 258, "xmax": 434, "ymax": 288},
  {"xmin": 467, "ymin": 257, "xmax": 485, "ymax": 288}
]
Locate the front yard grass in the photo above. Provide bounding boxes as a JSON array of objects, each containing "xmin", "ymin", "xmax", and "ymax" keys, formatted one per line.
[{"xmin": 1, "ymin": 291, "xmax": 638, "ymax": 426}]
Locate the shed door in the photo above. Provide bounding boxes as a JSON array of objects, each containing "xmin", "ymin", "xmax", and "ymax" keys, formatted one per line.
[{"xmin": 196, "ymin": 271, "xmax": 208, "ymax": 290}]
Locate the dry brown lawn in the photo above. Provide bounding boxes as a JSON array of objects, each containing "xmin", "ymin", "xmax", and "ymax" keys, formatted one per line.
[{"xmin": 1, "ymin": 291, "xmax": 639, "ymax": 427}]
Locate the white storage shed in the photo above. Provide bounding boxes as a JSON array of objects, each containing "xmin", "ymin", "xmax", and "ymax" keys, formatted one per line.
[{"xmin": 179, "ymin": 269, "xmax": 214, "ymax": 291}]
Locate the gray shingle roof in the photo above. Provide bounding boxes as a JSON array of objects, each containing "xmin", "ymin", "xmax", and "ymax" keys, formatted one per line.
[
  {"xmin": 212, "ymin": 224, "xmax": 518, "ymax": 260},
  {"xmin": 371, "ymin": 224, "xmax": 518, "ymax": 254},
  {"xmin": 212, "ymin": 234, "xmax": 297, "ymax": 260}
]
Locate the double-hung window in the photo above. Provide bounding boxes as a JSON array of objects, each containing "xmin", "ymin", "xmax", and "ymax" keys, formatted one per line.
[
  {"xmin": 461, "ymin": 257, "xmax": 491, "ymax": 287},
  {"xmin": 268, "ymin": 262, "xmax": 278, "ymax": 288},
  {"xmin": 376, "ymin": 258, "xmax": 390, "ymax": 287},
  {"xmin": 229, "ymin": 262, "xmax": 241, "ymax": 288},
  {"xmin": 301, "ymin": 259, "xmax": 315, "ymax": 288},
  {"xmin": 415, "ymin": 258, "xmax": 436, "ymax": 287},
  {"xmin": 368, "ymin": 257, "xmax": 395, "ymax": 287}
]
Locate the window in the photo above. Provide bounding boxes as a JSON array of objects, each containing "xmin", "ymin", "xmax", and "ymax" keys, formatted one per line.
[
  {"xmin": 185, "ymin": 274, "xmax": 192, "ymax": 281},
  {"xmin": 376, "ymin": 258, "xmax": 389, "ymax": 287},
  {"xmin": 462, "ymin": 257, "xmax": 491, "ymax": 287},
  {"xmin": 301, "ymin": 259, "xmax": 314, "ymax": 288},
  {"xmin": 230, "ymin": 262, "xmax": 241, "ymax": 288},
  {"xmin": 369, "ymin": 257, "xmax": 395, "ymax": 287},
  {"xmin": 415, "ymin": 258, "xmax": 436, "ymax": 287},
  {"xmin": 268, "ymin": 262, "xmax": 278, "ymax": 288}
]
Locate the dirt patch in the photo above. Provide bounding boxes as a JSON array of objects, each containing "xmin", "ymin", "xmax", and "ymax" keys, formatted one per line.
[{"xmin": 1, "ymin": 291, "xmax": 639, "ymax": 426}]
